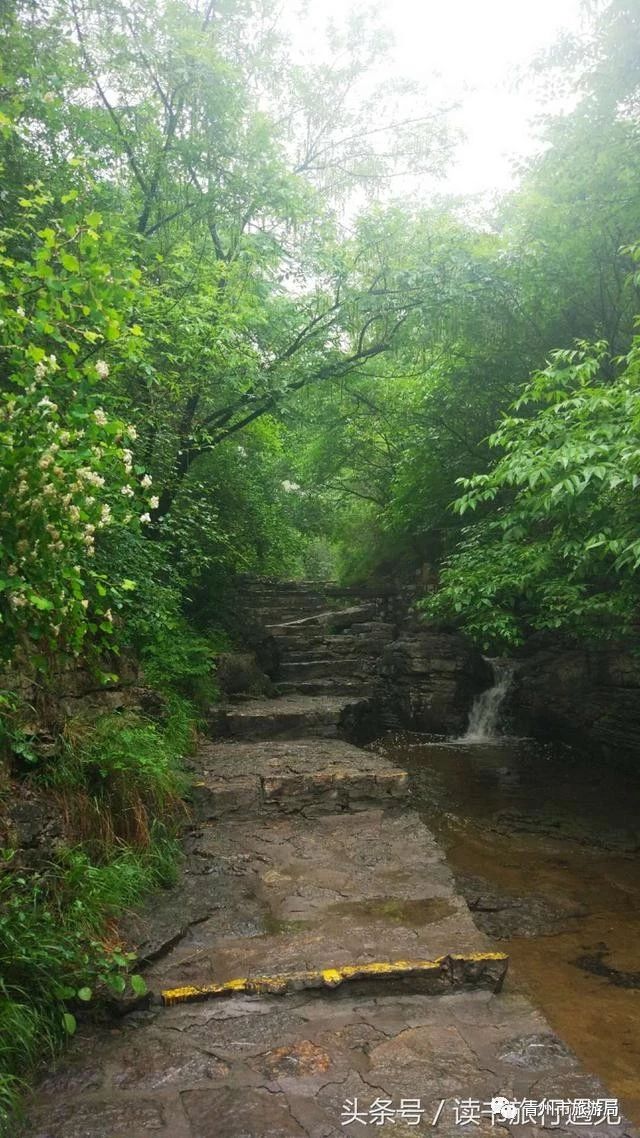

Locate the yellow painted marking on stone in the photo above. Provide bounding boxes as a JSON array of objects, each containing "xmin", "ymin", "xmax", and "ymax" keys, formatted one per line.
[
  {"xmin": 321, "ymin": 968, "xmax": 343, "ymax": 985},
  {"xmin": 161, "ymin": 952, "xmax": 508, "ymax": 1006}
]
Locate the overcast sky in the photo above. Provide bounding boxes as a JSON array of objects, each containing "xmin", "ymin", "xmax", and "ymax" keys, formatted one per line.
[{"xmin": 283, "ymin": 0, "xmax": 590, "ymax": 196}]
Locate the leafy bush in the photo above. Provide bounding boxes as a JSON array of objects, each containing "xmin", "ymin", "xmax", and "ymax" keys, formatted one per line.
[
  {"xmin": 424, "ymin": 331, "xmax": 640, "ymax": 648},
  {"xmin": 0, "ymin": 835, "xmax": 177, "ymax": 1132},
  {"xmin": 0, "ymin": 185, "xmax": 157, "ymax": 672}
]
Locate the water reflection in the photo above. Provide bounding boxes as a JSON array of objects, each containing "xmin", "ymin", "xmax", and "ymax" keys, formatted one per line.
[{"xmin": 373, "ymin": 733, "xmax": 640, "ymax": 1122}]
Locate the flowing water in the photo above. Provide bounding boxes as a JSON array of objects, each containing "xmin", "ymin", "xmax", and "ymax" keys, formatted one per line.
[
  {"xmin": 459, "ymin": 658, "xmax": 515, "ymax": 742},
  {"xmin": 374, "ymin": 677, "xmax": 640, "ymax": 1121}
]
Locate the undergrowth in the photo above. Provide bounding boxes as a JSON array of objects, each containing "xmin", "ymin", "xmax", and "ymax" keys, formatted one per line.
[
  {"xmin": 0, "ymin": 697, "xmax": 195, "ymax": 1134},
  {"xmin": 0, "ymin": 833, "xmax": 178, "ymax": 1133},
  {"xmin": 51, "ymin": 709, "xmax": 189, "ymax": 854}
]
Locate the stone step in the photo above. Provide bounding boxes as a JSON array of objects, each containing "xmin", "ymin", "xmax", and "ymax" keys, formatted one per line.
[
  {"xmin": 283, "ymin": 639, "xmax": 385, "ymax": 662},
  {"xmin": 281, "ymin": 649, "xmax": 381, "ymax": 667},
  {"xmin": 190, "ymin": 738, "xmax": 408, "ymax": 820},
  {"xmin": 279, "ymin": 658, "xmax": 372, "ymax": 681},
  {"xmin": 209, "ymin": 693, "xmax": 370, "ymax": 739},
  {"xmin": 144, "ymin": 810, "xmax": 508, "ymax": 999},
  {"xmin": 266, "ymin": 603, "xmax": 381, "ymax": 632},
  {"xmin": 276, "ymin": 678, "xmax": 373, "ymax": 697}
]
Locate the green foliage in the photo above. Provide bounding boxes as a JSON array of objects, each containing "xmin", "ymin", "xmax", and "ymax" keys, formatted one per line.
[
  {"xmin": 0, "ymin": 835, "xmax": 176, "ymax": 1133},
  {"xmin": 424, "ymin": 331, "xmax": 640, "ymax": 647},
  {"xmin": 0, "ymin": 184, "xmax": 156, "ymax": 668}
]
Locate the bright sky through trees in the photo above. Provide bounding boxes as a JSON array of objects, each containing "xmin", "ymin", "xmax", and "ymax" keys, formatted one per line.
[{"xmin": 284, "ymin": 0, "xmax": 588, "ymax": 195}]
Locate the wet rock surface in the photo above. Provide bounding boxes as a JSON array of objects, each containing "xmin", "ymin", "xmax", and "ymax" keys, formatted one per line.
[
  {"xmin": 23, "ymin": 988, "xmax": 635, "ymax": 1137},
  {"xmin": 189, "ymin": 737, "xmax": 408, "ymax": 819},
  {"xmin": 456, "ymin": 872, "xmax": 588, "ymax": 939},
  {"xmin": 510, "ymin": 637, "xmax": 640, "ymax": 762}
]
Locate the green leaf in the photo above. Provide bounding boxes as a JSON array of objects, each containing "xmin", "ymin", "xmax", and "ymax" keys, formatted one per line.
[
  {"xmin": 62, "ymin": 1012, "xmax": 77, "ymax": 1035},
  {"xmin": 77, "ymin": 987, "xmax": 93, "ymax": 1002},
  {"xmin": 61, "ymin": 252, "xmax": 80, "ymax": 272},
  {"xmin": 130, "ymin": 974, "xmax": 147, "ymax": 996}
]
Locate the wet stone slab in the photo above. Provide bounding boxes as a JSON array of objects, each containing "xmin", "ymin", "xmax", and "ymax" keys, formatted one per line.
[
  {"xmin": 22, "ymin": 989, "xmax": 636, "ymax": 1137},
  {"xmin": 142, "ymin": 810, "xmax": 496, "ymax": 993},
  {"xmin": 212, "ymin": 693, "xmax": 372, "ymax": 739},
  {"xmin": 191, "ymin": 737, "xmax": 408, "ymax": 818}
]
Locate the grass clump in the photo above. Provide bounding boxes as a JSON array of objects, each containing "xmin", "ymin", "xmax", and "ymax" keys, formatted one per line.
[
  {"xmin": 49, "ymin": 709, "xmax": 189, "ymax": 856},
  {"xmin": 0, "ymin": 832, "xmax": 178, "ymax": 1134}
]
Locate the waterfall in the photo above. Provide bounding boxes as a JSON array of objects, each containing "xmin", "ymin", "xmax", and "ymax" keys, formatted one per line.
[{"xmin": 460, "ymin": 658, "xmax": 515, "ymax": 743}]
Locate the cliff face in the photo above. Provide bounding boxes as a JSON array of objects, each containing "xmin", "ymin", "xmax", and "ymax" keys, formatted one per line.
[
  {"xmin": 377, "ymin": 598, "xmax": 493, "ymax": 735},
  {"xmin": 509, "ymin": 638, "xmax": 640, "ymax": 761}
]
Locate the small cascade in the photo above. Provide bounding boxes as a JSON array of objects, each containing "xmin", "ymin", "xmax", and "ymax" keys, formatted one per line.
[{"xmin": 460, "ymin": 658, "xmax": 515, "ymax": 743}]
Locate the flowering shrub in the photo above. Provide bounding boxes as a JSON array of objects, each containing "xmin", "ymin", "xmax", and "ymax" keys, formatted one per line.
[{"xmin": 0, "ymin": 184, "xmax": 155, "ymax": 666}]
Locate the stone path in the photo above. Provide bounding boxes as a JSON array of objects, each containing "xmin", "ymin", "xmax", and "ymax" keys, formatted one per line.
[{"xmin": 22, "ymin": 583, "xmax": 638, "ymax": 1137}]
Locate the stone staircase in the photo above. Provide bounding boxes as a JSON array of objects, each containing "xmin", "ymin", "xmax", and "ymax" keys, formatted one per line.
[
  {"xmin": 208, "ymin": 580, "xmax": 394, "ymax": 743},
  {"xmin": 22, "ymin": 581, "xmax": 634, "ymax": 1138}
]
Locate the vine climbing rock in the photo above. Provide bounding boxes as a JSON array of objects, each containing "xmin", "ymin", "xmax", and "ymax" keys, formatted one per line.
[{"xmin": 21, "ymin": 583, "xmax": 638, "ymax": 1137}]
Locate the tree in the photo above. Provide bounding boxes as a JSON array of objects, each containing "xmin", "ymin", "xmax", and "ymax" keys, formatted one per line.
[{"xmin": 424, "ymin": 318, "xmax": 640, "ymax": 647}]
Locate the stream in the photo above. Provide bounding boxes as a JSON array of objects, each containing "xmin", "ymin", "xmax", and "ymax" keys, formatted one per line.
[{"xmin": 373, "ymin": 668, "xmax": 640, "ymax": 1122}]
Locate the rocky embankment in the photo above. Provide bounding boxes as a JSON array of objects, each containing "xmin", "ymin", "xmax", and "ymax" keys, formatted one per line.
[{"xmin": 509, "ymin": 636, "xmax": 640, "ymax": 762}]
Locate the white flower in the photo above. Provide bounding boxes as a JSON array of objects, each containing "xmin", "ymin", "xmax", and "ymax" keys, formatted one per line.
[
  {"xmin": 95, "ymin": 360, "xmax": 109, "ymax": 379},
  {"xmin": 120, "ymin": 484, "xmax": 134, "ymax": 497},
  {"xmin": 77, "ymin": 468, "xmax": 105, "ymax": 488},
  {"xmin": 59, "ymin": 431, "xmax": 71, "ymax": 445},
  {"xmin": 141, "ymin": 474, "xmax": 152, "ymax": 488},
  {"xmin": 81, "ymin": 599, "xmax": 89, "ymax": 610},
  {"xmin": 35, "ymin": 361, "xmax": 47, "ymax": 380},
  {"xmin": 103, "ymin": 608, "xmax": 113, "ymax": 622},
  {"xmin": 17, "ymin": 481, "xmax": 28, "ymax": 495},
  {"xmin": 100, "ymin": 504, "xmax": 112, "ymax": 524},
  {"xmin": 126, "ymin": 424, "xmax": 137, "ymax": 440},
  {"xmin": 149, "ymin": 495, "xmax": 159, "ymax": 510},
  {"xmin": 37, "ymin": 396, "xmax": 57, "ymax": 413},
  {"xmin": 140, "ymin": 512, "xmax": 151, "ymax": 524},
  {"xmin": 43, "ymin": 483, "xmax": 56, "ymax": 497},
  {"xmin": 69, "ymin": 505, "xmax": 80, "ymax": 521},
  {"xmin": 9, "ymin": 594, "xmax": 27, "ymax": 609},
  {"xmin": 7, "ymin": 564, "xmax": 17, "ymax": 576},
  {"xmin": 122, "ymin": 448, "xmax": 132, "ymax": 471},
  {"xmin": 93, "ymin": 407, "xmax": 108, "ymax": 426},
  {"xmin": 85, "ymin": 524, "xmax": 95, "ymax": 535},
  {"xmin": 16, "ymin": 306, "xmax": 25, "ymax": 318},
  {"xmin": 48, "ymin": 354, "xmax": 58, "ymax": 371}
]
